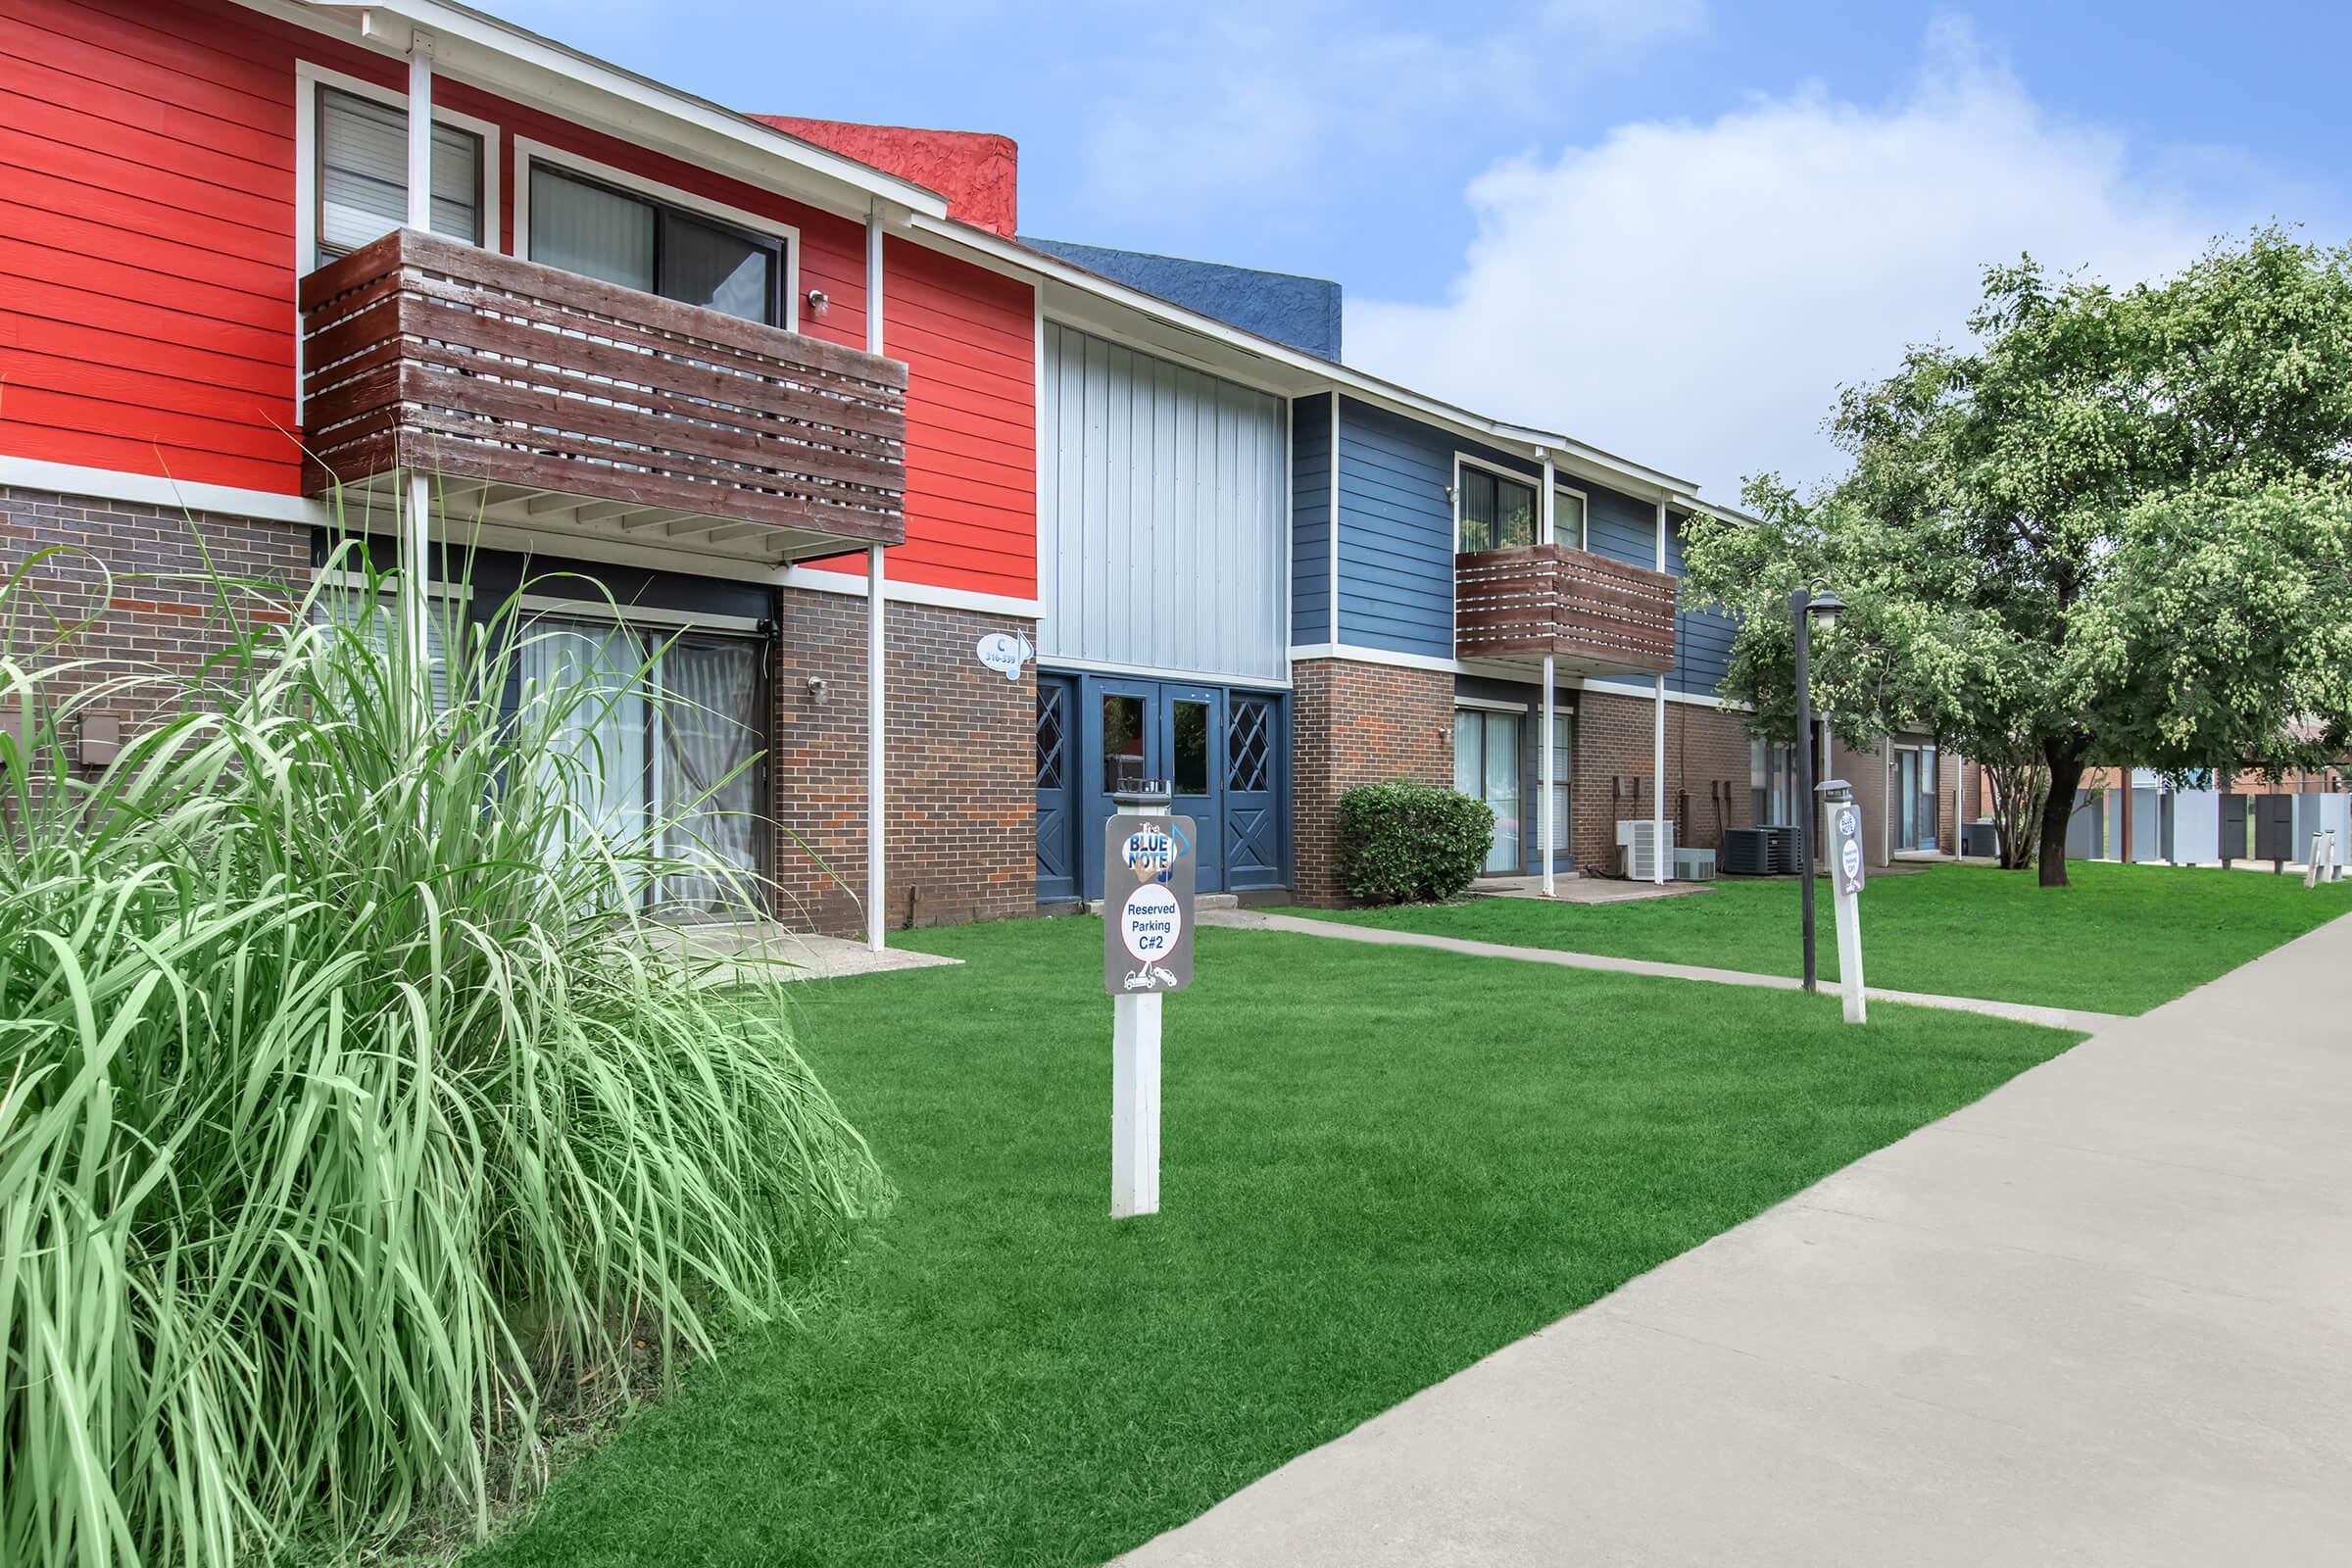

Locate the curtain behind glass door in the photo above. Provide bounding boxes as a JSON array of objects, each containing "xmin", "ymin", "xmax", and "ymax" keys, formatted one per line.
[
  {"xmin": 518, "ymin": 621, "xmax": 653, "ymax": 902},
  {"xmin": 657, "ymin": 636, "xmax": 764, "ymax": 914}
]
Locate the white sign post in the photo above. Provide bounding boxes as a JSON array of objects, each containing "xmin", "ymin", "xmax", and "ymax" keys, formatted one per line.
[
  {"xmin": 1820, "ymin": 781, "xmax": 1867, "ymax": 1025},
  {"xmin": 1103, "ymin": 790, "xmax": 1196, "ymax": 1219}
]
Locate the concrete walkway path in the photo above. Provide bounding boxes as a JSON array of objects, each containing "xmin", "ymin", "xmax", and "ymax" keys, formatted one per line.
[
  {"xmin": 1127, "ymin": 912, "xmax": 2352, "ymax": 1567},
  {"xmin": 1204, "ymin": 907, "xmax": 2122, "ymax": 1032}
]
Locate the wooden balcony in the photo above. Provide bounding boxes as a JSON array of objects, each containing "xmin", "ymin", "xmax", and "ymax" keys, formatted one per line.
[
  {"xmin": 299, "ymin": 228, "xmax": 906, "ymax": 564},
  {"xmin": 1455, "ymin": 543, "xmax": 1678, "ymax": 675}
]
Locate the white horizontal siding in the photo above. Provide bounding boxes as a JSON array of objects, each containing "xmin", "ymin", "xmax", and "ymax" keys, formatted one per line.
[{"xmin": 1039, "ymin": 321, "xmax": 1287, "ymax": 682}]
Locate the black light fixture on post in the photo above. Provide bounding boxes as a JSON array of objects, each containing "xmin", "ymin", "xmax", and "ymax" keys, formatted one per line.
[{"xmin": 1789, "ymin": 583, "xmax": 1844, "ymax": 992}]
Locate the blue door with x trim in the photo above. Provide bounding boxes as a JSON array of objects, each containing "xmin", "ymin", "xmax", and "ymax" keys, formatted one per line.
[{"xmin": 1033, "ymin": 671, "xmax": 1289, "ymax": 901}]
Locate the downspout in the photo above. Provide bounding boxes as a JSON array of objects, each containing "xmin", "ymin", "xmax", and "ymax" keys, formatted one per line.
[{"xmin": 865, "ymin": 201, "xmax": 887, "ymax": 952}]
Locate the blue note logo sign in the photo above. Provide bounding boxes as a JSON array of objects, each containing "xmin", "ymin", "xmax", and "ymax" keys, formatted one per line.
[{"xmin": 1120, "ymin": 824, "xmax": 1182, "ymax": 883}]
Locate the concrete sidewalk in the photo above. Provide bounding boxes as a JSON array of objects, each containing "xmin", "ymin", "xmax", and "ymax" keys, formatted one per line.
[
  {"xmin": 1124, "ymin": 912, "xmax": 2352, "ymax": 1567},
  {"xmin": 1204, "ymin": 907, "xmax": 2122, "ymax": 1032}
]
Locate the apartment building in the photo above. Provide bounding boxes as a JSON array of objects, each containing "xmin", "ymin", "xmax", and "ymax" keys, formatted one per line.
[{"xmin": 0, "ymin": 0, "xmax": 1783, "ymax": 935}]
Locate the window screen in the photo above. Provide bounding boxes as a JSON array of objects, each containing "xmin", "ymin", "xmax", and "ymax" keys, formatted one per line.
[
  {"xmin": 529, "ymin": 166, "xmax": 782, "ymax": 326},
  {"xmin": 317, "ymin": 86, "xmax": 481, "ymax": 263}
]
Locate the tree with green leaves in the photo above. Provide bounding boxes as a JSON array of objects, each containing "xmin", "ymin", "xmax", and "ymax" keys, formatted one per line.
[{"xmin": 1685, "ymin": 227, "xmax": 2352, "ymax": 886}]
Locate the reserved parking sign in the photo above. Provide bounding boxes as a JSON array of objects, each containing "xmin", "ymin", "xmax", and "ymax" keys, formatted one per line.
[{"xmin": 1103, "ymin": 813, "xmax": 1197, "ymax": 995}]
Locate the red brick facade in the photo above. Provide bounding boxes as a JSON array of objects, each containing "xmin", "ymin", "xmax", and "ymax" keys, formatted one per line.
[
  {"xmin": 770, "ymin": 588, "xmax": 1035, "ymax": 935},
  {"xmin": 1291, "ymin": 658, "xmax": 1453, "ymax": 905},
  {"xmin": 1568, "ymin": 688, "xmax": 1757, "ymax": 873},
  {"xmin": 0, "ymin": 487, "xmax": 312, "ymax": 735}
]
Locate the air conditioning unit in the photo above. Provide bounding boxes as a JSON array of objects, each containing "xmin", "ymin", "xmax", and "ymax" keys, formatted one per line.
[
  {"xmin": 1673, "ymin": 848, "xmax": 1717, "ymax": 882},
  {"xmin": 1615, "ymin": 818, "xmax": 1676, "ymax": 880}
]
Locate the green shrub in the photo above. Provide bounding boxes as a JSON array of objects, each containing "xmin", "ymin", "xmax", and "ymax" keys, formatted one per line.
[
  {"xmin": 0, "ymin": 539, "xmax": 886, "ymax": 1567},
  {"xmin": 1337, "ymin": 780, "xmax": 1495, "ymax": 904}
]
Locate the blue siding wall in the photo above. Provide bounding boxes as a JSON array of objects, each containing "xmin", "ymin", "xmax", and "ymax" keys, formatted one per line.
[
  {"xmin": 1290, "ymin": 393, "xmax": 1333, "ymax": 644},
  {"xmin": 1582, "ymin": 479, "xmax": 1659, "ymax": 570},
  {"xmin": 1334, "ymin": 397, "xmax": 1537, "ymax": 660},
  {"xmin": 1664, "ymin": 514, "xmax": 1738, "ymax": 700}
]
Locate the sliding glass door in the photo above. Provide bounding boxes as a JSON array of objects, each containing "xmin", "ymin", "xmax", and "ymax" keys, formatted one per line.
[
  {"xmin": 1453, "ymin": 709, "xmax": 1524, "ymax": 875},
  {"xmin": 518, "ymin": 617, "xmax": 767, "ymax": 918}
]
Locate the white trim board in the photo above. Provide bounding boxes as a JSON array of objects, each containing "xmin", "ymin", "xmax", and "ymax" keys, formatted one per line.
[
  {"xmin": 0, "ymin": 457, "xmax": 326, "ymax": 526},
  {"xmin": 514, "ymin": 593, "xmax": 762, "ymax": 636},
  {"xmin": 779, "ymin": 564, "xmax": 1041, "ymax": 619},
  {"xmin": 1037, "ymin": 654, "xmax": 1292, "ymax": 692},
  {"xmin": 513, "ymin": 136, "xmax": 803, "ymax": 332},
  {"xmin": 1288, "ymin": 641, "xmax": 1459, "ymax": 675},
  {"xmin": 1581, "ymin": 677, "xmax": 1745, "ymax": 711}
]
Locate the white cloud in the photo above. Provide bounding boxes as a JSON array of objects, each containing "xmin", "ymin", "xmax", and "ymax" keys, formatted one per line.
[
  {"xmin": 1345, "ymin": 19, "xmax": 2275, "ymax": 504},
  {"xmin": 1072, "ymin": 1, "xmax": 1709, "ymax": 230}
]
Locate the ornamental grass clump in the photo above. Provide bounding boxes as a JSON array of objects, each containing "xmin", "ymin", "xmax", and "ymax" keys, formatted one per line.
[{"xmin": 0, "ymin": 543, "xmax": 885, "ymax": 1568}]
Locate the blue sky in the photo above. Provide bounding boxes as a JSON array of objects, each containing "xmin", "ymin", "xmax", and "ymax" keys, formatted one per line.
[{"xmin": 492, "ymin": 1, "xmax": 2352, "ymax": 500}]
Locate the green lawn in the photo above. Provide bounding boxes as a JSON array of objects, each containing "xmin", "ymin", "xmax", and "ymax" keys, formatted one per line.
[
  {"xmin": 470, "ymin": 917, "xmax": 2073, "ymax": 1568},
  {"xmin": 1299, "ymin": 860, "xmax": 2352, "ymax": 1014}
]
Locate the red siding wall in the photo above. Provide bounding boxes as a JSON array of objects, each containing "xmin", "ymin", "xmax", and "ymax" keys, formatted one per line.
[{"xmin": 0, "ymin": 0, "xmax": 1035, "ymax": 600}]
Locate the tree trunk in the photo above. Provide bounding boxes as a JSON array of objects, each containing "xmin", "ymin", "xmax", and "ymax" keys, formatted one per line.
[{"xmin": 2037, "ymin": 742, "xmax": 2088, "ymax": 888}]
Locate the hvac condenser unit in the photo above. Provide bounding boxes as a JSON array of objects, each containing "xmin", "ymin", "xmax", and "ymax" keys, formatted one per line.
[
  {"xmin": 1672, "ymin": 848, "xmax": 1717, "ymax": 882},
  {"xmin": 1615, "ymin": 819, "xmax": 1676, "ymax": 881}
]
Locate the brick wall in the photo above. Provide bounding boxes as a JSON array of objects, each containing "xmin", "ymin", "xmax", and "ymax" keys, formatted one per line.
[
  {"xmin": 1568, "ymin": 688, "xmax": 1756, "ymax": 872},
  {"xmin": 1291, "ymin": 658, "xmax": 1452, "ymax": 905},
  {"xmin": 0, "ymin": 487, "xmax": 311, "ymax": 745},
  {"xmin": 770, "ymin": 587, "xmax": 1034, "ymax": 935}
]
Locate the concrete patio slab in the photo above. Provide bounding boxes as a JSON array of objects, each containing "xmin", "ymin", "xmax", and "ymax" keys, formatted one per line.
[
  {"xmin": 649, "ymin": 923, "xmax": 962, "ymax": 985},
  {"xmin": 1123, "ymin": 911, "xmax": 2352, "ymax": 1567}
]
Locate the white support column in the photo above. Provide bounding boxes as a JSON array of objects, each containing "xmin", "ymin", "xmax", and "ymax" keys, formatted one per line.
[
  {"xmin": 401, "ymin": 33, "xmax": 436, "ymax": 704},
  {"xmin": 1653, "ymin": 499, "xmax": 1670, "ymax": 883},
  {"xmin": 1539, "ymin": 450, "xmax": 1556, "ymax": 897},
  {"xmin": 863, "ymin": 204, "xmax": 888, "ymax": 953}
]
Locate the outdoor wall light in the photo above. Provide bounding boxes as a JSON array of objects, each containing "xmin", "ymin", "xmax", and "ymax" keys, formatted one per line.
[
  {"xmin": 806, "ymin": 288, "xmax": 830, "ymax": 318},
  {"xmin": 806, "ymin": 674, "xmax": 828, "ymax": 705}
]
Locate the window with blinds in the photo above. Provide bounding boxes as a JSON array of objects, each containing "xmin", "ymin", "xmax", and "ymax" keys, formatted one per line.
[
  {"xmin": 316, "ymin": 85, "xmax": 483, "ymax": 265},
  {"xmin": 1457, "ymin": 466, "xmax": 1537, "ymax": 553},
  {"xmin": 528, "ymin": 165, "xmax": 784, "ymax": 326}
]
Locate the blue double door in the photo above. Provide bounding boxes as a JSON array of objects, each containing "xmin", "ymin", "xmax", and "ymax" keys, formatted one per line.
[{"xmin": 1035, "ymin": 671, "xmax": 1287, "ymax": 902}]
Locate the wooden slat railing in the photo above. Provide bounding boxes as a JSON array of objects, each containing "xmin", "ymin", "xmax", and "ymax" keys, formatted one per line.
[
  {"xmin": 1455, "ymin": 543, "xmax": 1678, "ymax": 673},
  {"xmin": 298, "ymin": 228, "xmax": 906, "ymax": 552}
]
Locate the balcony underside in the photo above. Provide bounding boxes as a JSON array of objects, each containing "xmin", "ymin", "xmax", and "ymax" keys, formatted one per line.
[
  {"xmin": 300, "ymin": 228, "xmax": 908, "ymax": 567},
  {"xmin": 1455, "ymin": 544, "xmax": 1678, "ymax": 677}
]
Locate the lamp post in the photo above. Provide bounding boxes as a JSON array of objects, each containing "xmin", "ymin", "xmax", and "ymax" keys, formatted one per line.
[{"xmin": 1789, "ymin": 584, "xmax": 1844, "ymax": 992}]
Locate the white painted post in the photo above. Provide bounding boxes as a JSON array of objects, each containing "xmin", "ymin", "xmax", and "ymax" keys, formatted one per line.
[
  {"xmin": 1112, "ymin": 796, "xmax": 1166, "ymax": 1218},
  {"xmin": 1833, "ymin": 827, "xmax": 1867, "ymax": 1023},
  {"xmin": 865, "ymin": 544, "xmax": 885, "ymax": 952},
  {"xmin": 1651, "ymin": 675, "xmax": 1667, "ymax": 884},
  {"xmin": 1541, "ymin": 656, "xmax": 1556, "ymax": 898},
  {"xmin": 863, "ymin": 202, "xmax": 888, "ymax": 954},
  {"xmin": 1653, "ymin": 498, "xmax": 1669, "ymax": 884},
  {"xmin": 401, "ymin": 33, "xmax": 436, "ymax": 713},
  {"xmin": 1540, "ymin": 452, "xmax": 1556, "ymax": 898}
]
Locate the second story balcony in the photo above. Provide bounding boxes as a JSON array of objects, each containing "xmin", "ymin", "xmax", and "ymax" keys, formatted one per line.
[
  {"xmin": 298, "ymin": 229, "xmax": 907, "ymax": 564},
  {"xmin": 1455, "ymin": 543, "xmax": 1678, "ymax": 676}
]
